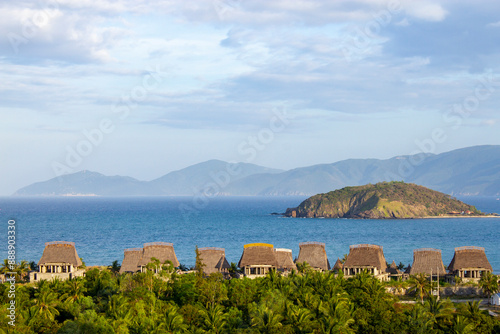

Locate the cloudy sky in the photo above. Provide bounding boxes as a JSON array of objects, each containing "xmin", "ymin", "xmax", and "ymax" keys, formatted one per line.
[{"xmin": 1, "ymin": 0, "xmax": 500, "ymax": 195}]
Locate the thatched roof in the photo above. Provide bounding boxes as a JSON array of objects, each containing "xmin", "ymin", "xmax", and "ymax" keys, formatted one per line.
[
  {"xmin": 198, "ymin": 247, "xmax": 230, "ymax": 275},
  {"xmin": 238, "ymin": 243, "xmax": 278, "ymax": 268},
  {"xmin": 38, "ymin": 241, "xmax": 83, "ymax": 267},
  {"xmin": 274, "ymin": 248, "xmax": 297, "ymax": 271},
  {"xmin": 296, "ymin": 242, "xmax": 330, "ymax": 271},
  {"xmin": 343, "ymin": 244, "xmax": 387, "ymax": 271},
  {"xmin": 137, "ymin": 242, "xmax": 180, "ymax": 267},
  {"xmin": 448, "ymin": 246, "xmax": 493, "ymax": 272},
  {"xmin": 404, "ymin": 265, "xmax": 412, "ymax": 274},
  {"xmin": 409, "ymin": 248, "xmax": 446, "ymax": 275},
  {"xmin": 119, "ymin": 248, "xmax": 142, "ymax": 273},
  {"xmin": 332, "ymin": 258, "xmax": 343, "ymax": 272},
  {"xmin": 387, "ymin": 260, "xmax": 402, "ymax": 275}
]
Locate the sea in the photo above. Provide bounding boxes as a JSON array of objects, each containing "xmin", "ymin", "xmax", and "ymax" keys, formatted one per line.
[{"xmin": 1, "ymin": 196, "xmax": 499, "ymax": 274}]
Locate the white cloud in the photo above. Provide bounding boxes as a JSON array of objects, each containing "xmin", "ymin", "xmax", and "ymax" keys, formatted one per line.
[
  {"xmin": 395, "ymin": 18, "xmax": 410, "ymax": 26},
  {"xmin": 0, "ymin": 2, "xmax": 130, "ymax": 64},
  {"xmin": 1, "ymin": 0, "xmax": 500, "ymax": 195},
  {"xmin": 481, "ymin": 119, "xmax": 498, "ymax": 126},
  {"xmin": 401, "ymin": 1, "xmax": 448, "ymax": 22}
]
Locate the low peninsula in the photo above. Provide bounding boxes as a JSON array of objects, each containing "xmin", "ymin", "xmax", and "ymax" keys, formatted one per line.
[{"xmin": 284, "ymin": 182, "xmax": 495, "ymax": 219}]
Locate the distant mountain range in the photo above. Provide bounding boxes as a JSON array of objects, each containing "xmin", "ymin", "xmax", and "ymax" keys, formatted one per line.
[{"xmin": 13, "ymin": 145, "xmax": 500, "ymax": 197}]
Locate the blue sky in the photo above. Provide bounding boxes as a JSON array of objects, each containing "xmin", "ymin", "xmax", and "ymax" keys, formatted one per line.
[{"xmin": 1, "ymin": 0, "xmax": 500, "ymax": 195}]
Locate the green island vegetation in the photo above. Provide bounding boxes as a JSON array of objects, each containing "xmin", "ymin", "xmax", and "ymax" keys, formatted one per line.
[
  {"xmin": 2, "ymin": 256, "xmax": 500, "ymax": 334},
  {"xmin": 285, "ymin": 181, "xmax": 486, "ymax": 219}
]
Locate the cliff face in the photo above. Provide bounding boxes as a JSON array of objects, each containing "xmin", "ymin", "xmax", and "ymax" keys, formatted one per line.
[{"xmin": 284, "ymin": 182, "xmax": 482, "ymax": 219}]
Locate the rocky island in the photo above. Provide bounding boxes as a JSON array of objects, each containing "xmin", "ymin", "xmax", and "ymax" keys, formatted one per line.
[{"xmin": 284, "ymin": 182, "xmax": 488, "ymax": 219}]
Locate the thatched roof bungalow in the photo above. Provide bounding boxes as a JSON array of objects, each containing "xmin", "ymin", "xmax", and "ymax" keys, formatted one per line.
[
  {"xmin": 138, "ymin": 242, "xmax": 180, "ymax": 272},
  {"xmin": 274, "ymin": 248, "xmax": 297, "ymax": 272},
  {"xmin": 448, "ymin": 246, "xmax": 492, "ymax": 282},
  {"xmin": 30, "ymin": 241, "xmax": 85, "ymax": 282},
  {"xmin": 387, "ymin": 260, "xmax": 403, "ymax": 278},
  {"xmin": 197, "ymin": 247, "xmax": 230, "ymax": 275},
  {"xmin": 343, "ymin": 244, "xmax": 389, "ymax": 281},
  {"xmin": 332, "ymin": 258, "xmax": 343, "ymax": 273},
  {"xmin": 295, "ymin": 242, "xmax": 330, "ymax": 271},
  {"xmin": 119, "ymin": 248, "xmax": 143, "ymax": 274},
  {"xmin": 409, "ymin": 248, "xmax": 446, "ymax": 277},
  {"xmin": 404, "ymin": 265, "xmax": 412, "ymax": 275},
  {"xmin": 238, "ymin": 243, "xmax": 277, "ymax": 278}
]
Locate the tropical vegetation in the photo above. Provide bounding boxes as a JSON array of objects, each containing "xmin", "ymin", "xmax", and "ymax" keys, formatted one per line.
[{"xmin": 1, "ymin": 261, "xmax": 500, "ymax": 333}]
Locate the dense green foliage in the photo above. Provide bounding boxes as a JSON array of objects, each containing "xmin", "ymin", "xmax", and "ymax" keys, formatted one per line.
[
  {"xmin": 2, "ymin": 267, "xmax": 500, "ymax": 333},
  {"xmin": 286, "ymin": 182, "xmax": 483, "ymax": 218}
]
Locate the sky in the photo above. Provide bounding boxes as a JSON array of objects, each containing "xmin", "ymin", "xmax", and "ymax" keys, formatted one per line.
[{"xmin": 1, "ymin": 0, "xmax": 500, "ymax": 195}]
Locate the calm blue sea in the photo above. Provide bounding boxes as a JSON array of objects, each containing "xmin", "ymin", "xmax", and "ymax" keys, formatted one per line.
[{"xmin": 0, "ymin": 196, "xmax": 499, "ymax": 274}]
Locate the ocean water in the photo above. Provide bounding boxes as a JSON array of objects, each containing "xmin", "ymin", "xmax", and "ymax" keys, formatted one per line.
[{"xmin": 0, "ymin": 196, "xmax": 499, "ymax": 274}]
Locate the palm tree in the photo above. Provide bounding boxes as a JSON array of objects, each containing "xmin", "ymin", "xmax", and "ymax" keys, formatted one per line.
[
  {"xmin": 61, "ymin": 278, "xmax": 86, "ymax": 305},
  {"xmin": 263, "ymin": 268, "xmax": 282, "ymax": 290},
  {"xmin": 296, "ymin": 261, "xmax": 311, "ymax": 274},
  {"xmin": 16, "ymin": 260, "xmax": 30, "ymax": 281},
  {"xmin": 0, "ymin": 259, "xmax": 11, "ymax": 274},
  {"xmin": 251, "ymin": 304, "xmax": 283, "ymax": 334},
  {"xmin": 406, "ymin": 305, "xmax": 435, "ymax": 334},
  {"xmin": 228, "ymin": 262, "xmax": 240, "ymax": 278},
  {"xmin": 158, "ymin": 305, "xmax": 188, "ymax": 333},
  {"xmin": 459, "ymin": 300, "xmax": 488, "ymax": 329},
  {"xmin": 107, "ymin": 294, "xmax": 129, "ymax": 320},
  {"xmin": 109, "ymin": 260, "xmax": 121, "ymax": 274},
  {"xmin": 199, "ymin": 303, "xmax": 226, "ymax": 334},
  {"xmin": 285, "ymin": 305, "xmax": 315, "ymax": 334},
  {"xmin": 478, "ymin": 271, "xmax": 499, "ymax": 303},
  {"xmin": 29, "ymin": 260, "xmax": 39, "ymax": 271},
  {"xmin": 424, "ymin": 295, "xmax": 453, "ymax": 328},
  {"xmin": 451, "ymin": 315, "xmax": 475, "ymax": 334},
  {"xmin": 29, "ymin": 288, "xmax": 60, "ymax": 322},
  {"xmin": 409, "ymin": 273, "xmax": 431, "ymax": 303},
  {"xmin": 48, "ymin": 277, "xmax": 64, "ymax": 295},
  {"xmin": 195, "ymin": 245, "xmax": 206, "ymax": 279},
  {"xmin": 78, "ymin": 257, "xmax": 86, "ymax": 269},
  {"xmin": 318, "ymin": 295, "xmax": 355, "ymax": 334}
]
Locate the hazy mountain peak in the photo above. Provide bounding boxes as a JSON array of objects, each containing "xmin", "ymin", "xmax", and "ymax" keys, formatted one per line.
[{"xmin": 12, "ymin": 145, "xmax": 500, "ymax": 197}]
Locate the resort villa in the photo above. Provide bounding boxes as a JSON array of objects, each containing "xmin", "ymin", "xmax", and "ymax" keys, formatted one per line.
[
  {"xmin": 342, "ymin": 244, "xmax": 389, "ymax": 281},
  {"xmin": 387, "ymin": 261, "xmax": 403, "ymax": 280},
  {"xmin": 119, "ymin": 248, "xmax": 143, "ymax": 274},
  {"xmin": 332, "ymin": 258, "xmax": 344, "ymax": 274},
  {"xmin": 274, "ymin": 248, "xmax": 297, "ymax": 273},
  {"xmin": 295, "ymin": 242, "xmax": 330, "ymax": 271},
  {"xmin": 29, "ymin": 241, "xmax": 85, "ymax": 282},
  {"xmin": 28, "ymin": 240, "xmax": 496, "ymax": 286},
  {"xmin": 120, "ymin": 242, "xmax": 180, "ymax": 274},
  {"xmin": 238, "ymin": 243, "xmax": 278, "ymax": 278},
  {"xmin": 408, "ymin": 248, "xmax": 447, "ymax": 278},
  {"xmin": 447, "ymin": 246, "xmax": 493, "ymax": 282},
  {"xmin": 197, "ymin": 247, "xmax": 231, "ymax": 276}
]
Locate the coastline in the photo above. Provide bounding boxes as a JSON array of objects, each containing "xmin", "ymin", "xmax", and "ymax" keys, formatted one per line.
[{"xmin": 421, "ymin": 215, "xmax": 500, "ymax": 219}]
